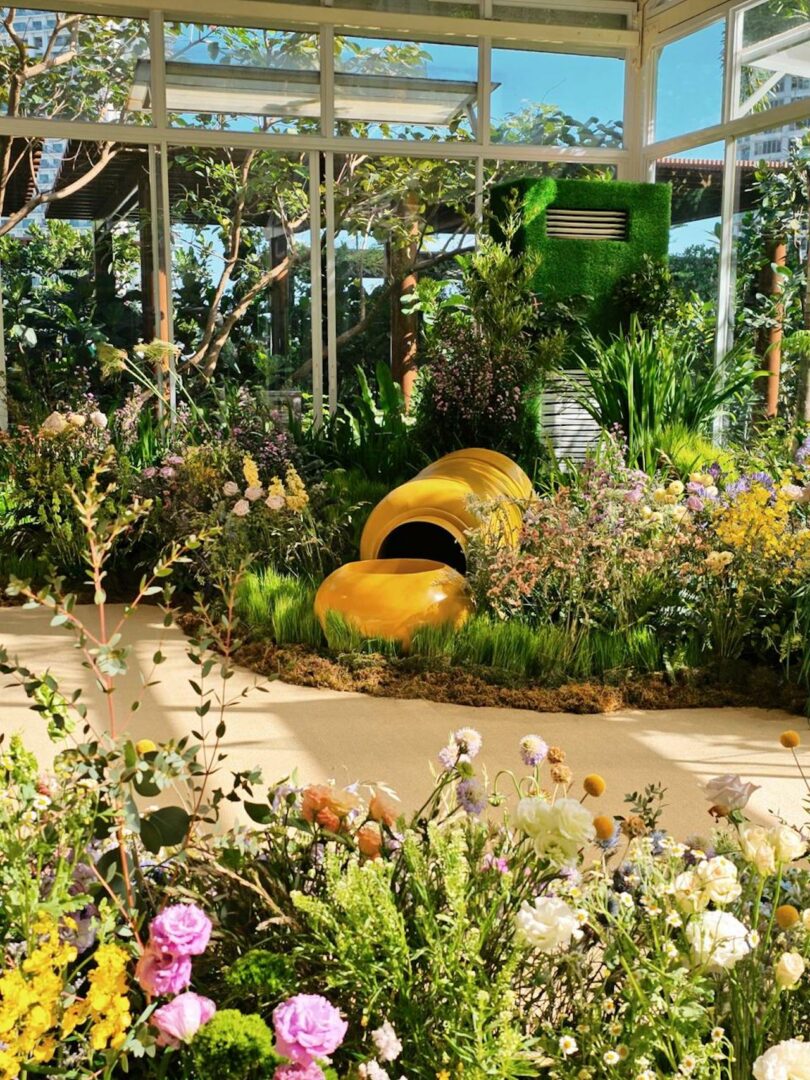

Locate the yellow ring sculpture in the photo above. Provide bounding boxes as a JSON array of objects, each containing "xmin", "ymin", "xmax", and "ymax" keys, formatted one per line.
[{"xmin": 314, "ymin": 448, "xmax": 533, "ymax": 648}]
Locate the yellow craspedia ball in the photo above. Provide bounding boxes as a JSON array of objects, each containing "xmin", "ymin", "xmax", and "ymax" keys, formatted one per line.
[
  {"xmin": 776, "ymin": 904, "xmax": 801, "ymax": 930},
  {"xmin": 136, "ymin": 738, "xmax": 158, "ymax": 755},
  {"xmin": 780, "ymin": 730, "xmax": 801, "ymax": 749},
  {"xmin": 584, "ymin": 774, "xmax": 606, "ymax": 798},
  {"xmin": 593, "ymin": 814, "xmax": 615, "ymax": 840}
]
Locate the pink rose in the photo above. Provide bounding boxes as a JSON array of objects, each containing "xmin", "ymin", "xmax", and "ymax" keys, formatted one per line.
[
  {"xmin": 149, "ymin": 903, "xmax": 212, "ymax": 957},
  {"xmin": 274, "ymin": 1066, "xmax": 326, "ymax": 1080},
  {"xmin": 152, "ymin": 991, "xmax": 216, "ymax": 1048},
  {"xmin": 136, "ymin": 943, "xmax": 192, "ymax": 996},
  {"xmin": 273, "ymin": 994, "xmax": 348, "ymax": 1066},
  {"xmin": 232, "ymin": 499, "xmax": 250, "ymax": 517}
]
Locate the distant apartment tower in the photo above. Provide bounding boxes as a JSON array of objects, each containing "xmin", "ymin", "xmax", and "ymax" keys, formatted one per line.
[
  {"xmin": 737, "ymin": 75, "xmax": 810, "ymax": 162},
  {"xmin": 11, "ymin": 9, "xmax": 67, "ymax": 228}
]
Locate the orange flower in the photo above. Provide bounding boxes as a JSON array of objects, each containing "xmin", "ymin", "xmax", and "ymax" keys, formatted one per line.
[
  {"xmin": 357, "ymin": 822, "xmax": 383, "ymax": 859},
  {"xmin": 593, "ymin": 815, "xmax": 615, "ymax": 841},
  {"xmin": 776, "ymin": 904, "xmax": 800, "ymax": 929},
  {"xmin": 583, "ymin": 774, "xmax": 606, "ymax": 798},
  {"xmin": 315, "ymin": 807, "xmax": 342, "ymax": 832},
  {"xmin": 302, "ymin": 785, "xmax": 333, "ymax": 824},
  {"xmin": 780, "ymin": 731, "xmax": 801, "ymax": 749},
  {"xmin": 368, "ymin": 789, "xmax": 399, "ymax": 827}
]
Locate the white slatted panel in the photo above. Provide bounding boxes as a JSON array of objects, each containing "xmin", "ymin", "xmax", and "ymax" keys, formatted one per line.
[
  {"xmin": 546, "ymin": 207, "xmax": 628, "ymax": 241},
  {"xmin": 541, "ymin": 372, "xmax": 601, "ymax": 462}
]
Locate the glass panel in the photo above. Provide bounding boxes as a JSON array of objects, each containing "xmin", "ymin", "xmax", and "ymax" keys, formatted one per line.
[
  {"xmin": 484, "ymin": 159, "xmax": 618, "ymax": 189},
  {"xmin": 738, "ymin": 0, "xmax": 810, "ymax": 117},
  {"xmin": 730, "ymin": 121, "xmax": 810, "ymax": 429},
  {"xmin": 491, "ymin": 4, "xmax": 628, "ymax": 29},
  {"xmin": 169, "ymin": 148, "xmax": 313, "ymax": 396},
  {"xmin": 0, "ymin": 8, "xmax": 149, "ymax": 123},
  {"xmin": 490, "ymin": 47, "xmax": 624, "ymax": 146},
  {"xmin": 163, "ymin": 22, "xmax": 319, "ymax": 133},
  {"xmin": 0, "ymin": 138, "xmax": 152, "ymax": 419},
  {"xmin": 335, "ymin": 0, "xmax": 478, "ymax": 15},
  {"xmin": 654, "ymin": 20, "xmax": 724, "ymax": 141},
  {"xmin": 334, "ymin": 36, "xmax": 478, "ymax": 140},
  {"xmin": 654, "ymin": 142, "xmax": 723, "ymax": 304},
  {"xmin": 332, "ymin": 154, "xmax": 477, "ymax": 400}
]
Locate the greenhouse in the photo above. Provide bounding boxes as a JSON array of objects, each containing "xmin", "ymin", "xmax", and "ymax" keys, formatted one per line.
[{"xmin": 4, "ymin": 0, "xmax": 810, "ymax": 1077}]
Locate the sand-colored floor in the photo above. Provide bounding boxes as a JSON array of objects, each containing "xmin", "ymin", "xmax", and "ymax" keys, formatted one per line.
[{"xmin": 0, "ymin": 604, "xmax": 807, "ymax": 838}]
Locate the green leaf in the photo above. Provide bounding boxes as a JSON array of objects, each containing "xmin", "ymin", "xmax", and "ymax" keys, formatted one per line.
[
  {"xmin": 140, "ymin": 805, "xmax": 191, "ymax": 853},
  {"xmin": 244, "ymin": 801, "xmax": 274, "ymax": 825}
]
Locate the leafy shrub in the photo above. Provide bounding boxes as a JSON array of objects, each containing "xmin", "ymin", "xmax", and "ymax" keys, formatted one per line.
[{"xmin": 192, "ymin": 1009, "xmax": 278, "ymax": 1080}]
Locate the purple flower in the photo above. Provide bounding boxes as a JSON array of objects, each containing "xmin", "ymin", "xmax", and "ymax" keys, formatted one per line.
[
  {"xmin": 686, "ymin": 495, "xmax": 704, "ymax": 512},
  {"xmin": 273, "ymin": 994, "xmax": 348, "ymax": 1067},
  {"xmin": 165, "ymin": 454, "xmax": 184, "ymax": 465},
  {"xmin": 159, "ymin": 466, "xmax": 175, "ymax": 480},
  {"xmin": 150, "ymin": 903, "xmax": 212, "ymax": 958},
  {"xmin": 274, "ymin": 1066, "xmax": 326, "ymax": 1080},
  {"xmin": 152, "ymin": 991, "xmax": 216, "ymax": 1048},
  {"xmin": 519, "ymin": 734, "xmax": 548, "ymax": 767},
  {"xmin": 796, "ymin": 435, "xmax": 810, "ymax": 465},
  {"xmin": 456, "ymin": 778, "xmax": 487, "ymax": 816},
  {"xmin": 453, "ymin": 727, "xmax": 482, "ymax": 759}
]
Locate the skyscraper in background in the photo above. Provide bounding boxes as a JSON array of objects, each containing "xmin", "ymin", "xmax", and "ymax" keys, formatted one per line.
[
  {"xmin": 10, "ymin": 9, "xmax": 67, "ymax": 228},
  {"xmin": 737, "ymin": 75, "xmax": 810, "ymax": 162}
]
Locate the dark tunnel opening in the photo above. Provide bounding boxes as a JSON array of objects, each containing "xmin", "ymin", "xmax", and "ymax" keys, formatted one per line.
[{"xmin": 378, "ymin": 522, "xmax": 467, "ymax": 575}]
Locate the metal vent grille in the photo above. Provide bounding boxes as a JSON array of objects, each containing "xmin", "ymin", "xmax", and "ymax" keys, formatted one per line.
[{"xmin": 546, "ymin": 206, "xmax": 628, "ymax": 241}]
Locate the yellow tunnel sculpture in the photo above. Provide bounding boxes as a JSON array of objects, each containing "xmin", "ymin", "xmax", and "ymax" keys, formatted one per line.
[{"xmin": 314, "ymin": 448, "xmax": 533, "ymax": 647}]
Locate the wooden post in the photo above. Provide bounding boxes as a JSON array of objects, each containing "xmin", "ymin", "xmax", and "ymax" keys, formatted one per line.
[
  {"xmin": 757, "ymin": 235, "xmax": 787, "ymax": 420},
  {"xmin": 390, "ymin": 190, "xmax": 420, "ymax": 410}
]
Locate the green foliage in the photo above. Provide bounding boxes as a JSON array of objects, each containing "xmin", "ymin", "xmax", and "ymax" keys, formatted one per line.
[
  {"xmin": 655, "ymin": 423, "xmax": 736, "ymax": 478},
  {"xmin": 235, "ymin": 569, "xmax": 324, "ymax": 648},
  {"xmin": 571, "ymin": 319, "xmax": 761, "ymax": 469},
  {"xmin": 613, "ymin": 254, "xmax": 681, "ymax": 330},
  {"xmin": 191, "ymin": 1009, "xmax": 278, "ymax": 1080},
  {"xmin": 225, "ymin": 949, "xmax": 298, "ymax": 1003},
  {"xmin": 500, "ymin": 176, "xmax": 671, "ymax": 339}
]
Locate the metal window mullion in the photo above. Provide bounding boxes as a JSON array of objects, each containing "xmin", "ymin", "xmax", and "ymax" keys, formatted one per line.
[
  {"xmin": 324, "ymin": 150, "xmax": 337, "ymax": 414},
  {"xmin": 320, "ymin": 24, "xmax": 334, "ymax": 137},
  {"xmin": 148, "ymin": 10, "xmax": 168, "ymax": 129},
  {"xmin": 147, "ymin": 144, "xmax": 165, "ymax": 415},
  {"xmin": 308, "ymin": 151, "xmax": 324, "ymax": 428},
  {"xmin": 475, "ymin": 35, "xmax": 491, "ymax": 221},
  {"xmin": 723, "ymin": 5, "xmax": 743, "ymax": 124},
  {"xmin": 713, "ymin": 136, "xmax": 739, "ymax": 441},
  {"xmin": 159, "ymin": 140, "xmax": 176, "ymax": 414}
]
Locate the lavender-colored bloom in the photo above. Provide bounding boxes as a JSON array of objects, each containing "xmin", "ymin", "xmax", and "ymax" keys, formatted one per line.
[
  {"xmin": 481, "ymin": 852, "xmax": 509, "ymax": 874},
  {"xmin": 453, "ymin": 727, "xmax": 482, "ymax": 759},
  {"xmin": 686, "ymin": 495, "xmax": 704, "ymax": 512},
  {"xmin": 456, "ymin": 778, "xmax": 487, "ymax": 816},
  {"xmin": 519, "ymin": 734, "xmax": 548, "ymax": 767},
  {"xmin": 796, "ymin": 434, "xmax": 810, "ymax": 465},
  {"xmin": 438, "ymin": 744, "xmax": 457, "ymax": 771},
  {"xmin": 597, "ymin": 822, "xmax": 622, "ymax": 852}
]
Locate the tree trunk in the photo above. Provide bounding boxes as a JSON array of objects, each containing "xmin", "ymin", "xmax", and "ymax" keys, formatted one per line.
[
  {"xmin": 390, "ymin": 190, "xmax": 420, "ymax": 410},
  {"xmin": 756, "ymin": 235, "xmax": 787, "ymax": 421}
]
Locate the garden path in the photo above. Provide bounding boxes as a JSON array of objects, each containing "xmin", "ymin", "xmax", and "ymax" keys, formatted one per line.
[{"xmin": 0, "ymin": 604, "xmax": 807, "ymax": 839}]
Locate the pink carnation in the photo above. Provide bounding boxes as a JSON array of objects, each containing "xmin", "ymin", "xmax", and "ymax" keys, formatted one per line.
[
  {"xmin": 149, "ymin": 903, "xmax": 212, "ymax": 957},
  {"xmin": 273, "ymin": 994, "xmax": 348, "ymax": 1066},
  {"xmin": 152, "ymin": 991, "xmax": 216, "ymax": 1048},
  {"xmin": 274, "ymin": 1066, "xmax": 326, "ymax": 1080},
  {"xmin": 136, "ymin": 943, "xmax": 192, "ymax": 996}
]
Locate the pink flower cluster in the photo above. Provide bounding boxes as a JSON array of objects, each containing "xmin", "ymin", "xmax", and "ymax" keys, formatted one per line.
[
  {"xmin": 136, "ymin": 903, "xmax": 216, "ymax": 1049},
  {"xmin": 272, "ymin": 994, "xmax": 348, "ymax": 1078}
]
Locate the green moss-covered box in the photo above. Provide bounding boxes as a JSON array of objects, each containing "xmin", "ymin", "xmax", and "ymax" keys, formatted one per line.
[{"xmin": 494, "ymin": 177, "xmax": 671, "ymax": 338}]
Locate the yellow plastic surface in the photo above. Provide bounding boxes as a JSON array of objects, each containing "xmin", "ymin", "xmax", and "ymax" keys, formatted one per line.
[
  {"xmin": 360, "ymin": 447, "xmax": 533, "ymax": 561},
  {"xmin": 314, "ymin": 559, "xmax": 472, "ymax": 648}
]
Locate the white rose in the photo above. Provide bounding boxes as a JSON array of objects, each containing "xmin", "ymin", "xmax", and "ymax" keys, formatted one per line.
[
  {"xmin": 39, "ymin": 411, "xmax": 68, "ymax": 438},
  {"xmin": 704, "ymin": 773, "xmax": 760, "ymax": 813},
  {"xmin": 89, "ymin": 410, "xmax": 108, "ymax": 430},
  {"xmin": 553, "ymin": 798, "xmax": 596, "ymax": 847},
  {"xmin": 771, "ymin": 825, "xmax": 806, "ymax": 865},
  {"xmin": 739, "ymin": 824, "xmax": 777, "ymax": 876},
  {"xmin": 775, "ymin": 952, "xmax": 805, "ymax": 990},
  {"xmin": 686, "ymin": 910, "xmax": 751, "ymax": 972},
  {"xmin": 244, "ymin": 485, "xmax": 265, "ymax": 502},
  {"xmin": 674, "ymin": 870, "xmax": 707, "ymax": 914},
  {"xmin": 754, "ymin": 1039, "xmax": 810, "ymax": 1079},
  {"xmin": 222, "ymin": 481, "xmax": 239, "ymax": 497},
  {"xmin": 695, "ymin": 856, "xmax": 742, "ymax": 906},
  {"xmin": 515, "ymin": 797, "xmax": 553, "ymax": 837},
  {"xmin": 516, "ymin": 895, "xmax": 580, "ymax": 953}
]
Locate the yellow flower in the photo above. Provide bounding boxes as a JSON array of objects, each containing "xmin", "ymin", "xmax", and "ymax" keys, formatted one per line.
[
  {"xmin": 242, "ymin": 454, "xmax": 260, "ymax": 490},
  {"xmin": 284, "ymin": 466, "xmax": 309, "ymax": 512},
  {"xmin": 781, "ymin": 730, "xmax": 801, "ymax": 749}
]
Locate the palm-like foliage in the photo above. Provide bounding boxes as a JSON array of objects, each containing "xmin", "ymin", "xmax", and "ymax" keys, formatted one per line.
[{"xmin": 569, "ymin": 317, "xmax": 761, "ymax": 468}]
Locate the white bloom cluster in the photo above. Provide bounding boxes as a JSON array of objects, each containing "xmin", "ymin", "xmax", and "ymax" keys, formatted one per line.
[
  {"xmin": 738, "ymin": 824, "xmax": 806, "ymax": 876},
  {"xmin": 685, "ymin": 910, "xmax": 751, "ymax": 972},
  {"xmin": 673, "ymin": 855, "xmax": 741, "ymax": 913},
  {"xmin": 515, "ymin": 796, "xmax": 595, "ymax": 865},
  {"xmin": 516, "ymin": 895, "xmax": 581, "ymax": 953},
  {"xmin": 754, "ymin": 1039, "xmax": 810, "ymax": 1079}
]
